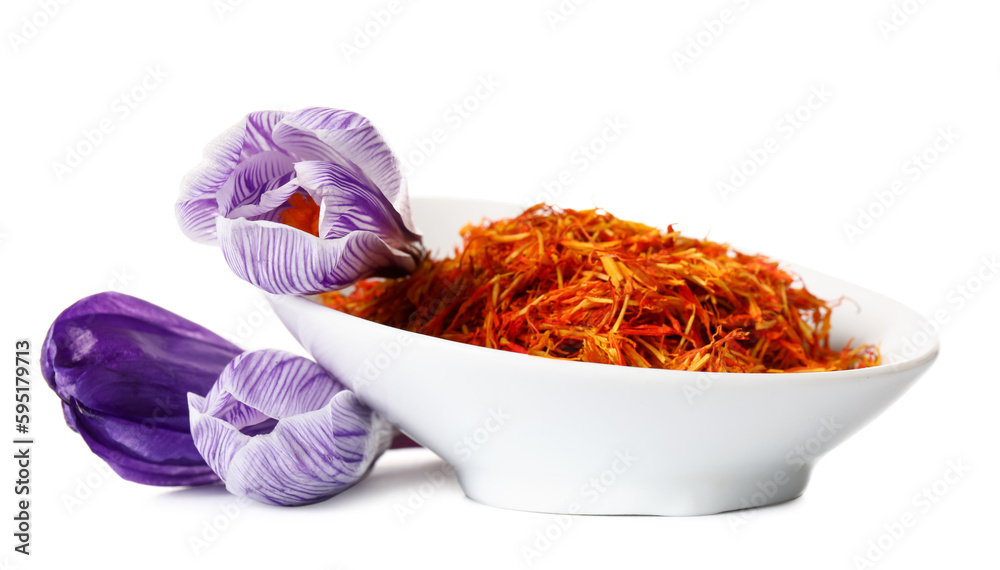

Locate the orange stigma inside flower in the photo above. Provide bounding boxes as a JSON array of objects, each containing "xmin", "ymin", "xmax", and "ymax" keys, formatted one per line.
[{"xmin": 278, "ymin": 192, "xmax": 320, "ymax": 237}]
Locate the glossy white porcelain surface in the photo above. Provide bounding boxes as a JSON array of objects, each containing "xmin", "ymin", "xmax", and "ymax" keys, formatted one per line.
[{"xmin": 270, "ymin": 197, "xmax": 939, "ymax": 516}]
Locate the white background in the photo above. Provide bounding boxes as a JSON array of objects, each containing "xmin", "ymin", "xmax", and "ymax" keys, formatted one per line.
[{"xmin": 2, "ymin": 0, "xmax": 998, "ymax": 568}]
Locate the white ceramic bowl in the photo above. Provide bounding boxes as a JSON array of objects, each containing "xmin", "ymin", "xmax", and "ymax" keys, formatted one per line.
[{"xmin": 270, "ymin": 197, "xmax": 939, "ymax": 516}]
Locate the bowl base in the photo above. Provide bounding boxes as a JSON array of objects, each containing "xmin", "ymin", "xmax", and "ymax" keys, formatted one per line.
[{"xmin": 455, "ymin": 463, "xmax": 812, "ymax": 517}]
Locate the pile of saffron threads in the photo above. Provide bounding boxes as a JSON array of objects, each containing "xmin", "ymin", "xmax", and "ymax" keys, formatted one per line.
[{"xmin": 321, "ymin": 205, "xmax": 880, "ymax": 373}]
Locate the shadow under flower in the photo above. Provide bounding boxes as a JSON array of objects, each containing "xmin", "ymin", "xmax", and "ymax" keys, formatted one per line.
[
  {"xmin": 155, "ymin": 448, "xmax": 457, "ymax": 510},
  {"xmin": 157, "ymin": 482, "xmax": 232, "ymax": 503},
  {"xmin": 308, "ymin": 448, "xmax": 460, "ymax": 511}
]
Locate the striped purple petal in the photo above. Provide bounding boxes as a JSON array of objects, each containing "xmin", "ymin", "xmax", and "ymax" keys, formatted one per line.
[
  {"xmin": 216, "ymin": 151, "xmax": 297, "ymax": 218},
  {"xmin": 216, "ymin": 216, "xmax": 417, "ymax": 295},
  {"xmin": 295, "ymin": 161, "xmax": 420, "ymax": 252},
  {"xmin": 273, "ymin": 108, "xmax": 418, "ymax": 235},
  {"xmin": 176, "ymin": 111, "xmax": 289, "ymax": 244},
  {"xmin": 177, "ymin": 107, "xmax": 423, "ymax": 293},
  {"xmin": 239, "ymin": 111, "xmax": 289, "ymax": 160},
  {"xmin": 227, "ymin": 172, "xmax": 298, "ymax": 221},
  {"xmin": 188, "ymin": 350, "xmax": 392, "ymax": 506}
]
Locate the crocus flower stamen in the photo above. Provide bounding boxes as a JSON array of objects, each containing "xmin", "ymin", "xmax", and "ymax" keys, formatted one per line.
[{"xmin": 277, "ymin": 191, "xmax": 321, "ymax": 237}]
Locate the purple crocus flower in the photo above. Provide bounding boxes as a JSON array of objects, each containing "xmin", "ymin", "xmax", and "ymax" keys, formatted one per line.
[
  {"xmin": 175, "ymin": 107, "xmax": 423, "ymax": 295},
  {"xmin": 41, "ymin": 292, "xmax": 240, "ymax": 486},
  {"xmin": 188, "ymin": 349, "xmax": 393, "ymax": 506}
]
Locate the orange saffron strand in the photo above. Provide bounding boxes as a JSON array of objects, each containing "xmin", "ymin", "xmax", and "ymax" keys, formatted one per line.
[
  {"xmin": 320, "ymin": 204, "xmax": 881, "ymax": 373},
  {"xmin": 277, "ymin": 192, "xmax": 321, "ymax": 237}
]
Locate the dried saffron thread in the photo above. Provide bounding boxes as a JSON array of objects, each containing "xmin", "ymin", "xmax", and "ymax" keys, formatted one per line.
[{"xmin": 321, "ymin": 205, "xmax": 881, "ymax": 373}]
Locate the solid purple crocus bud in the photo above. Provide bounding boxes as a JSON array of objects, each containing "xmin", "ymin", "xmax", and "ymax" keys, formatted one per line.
[
  {"xmin": 40, "ymin": 292, "xmax": 242, "ymax": 486},
  {"xmin": 188, "ymin": 349, "xmax": 393, "ymax": 506},
  {"xmin": 175, "ymin": 107, "xmax": 423, "ymax": 295}
]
